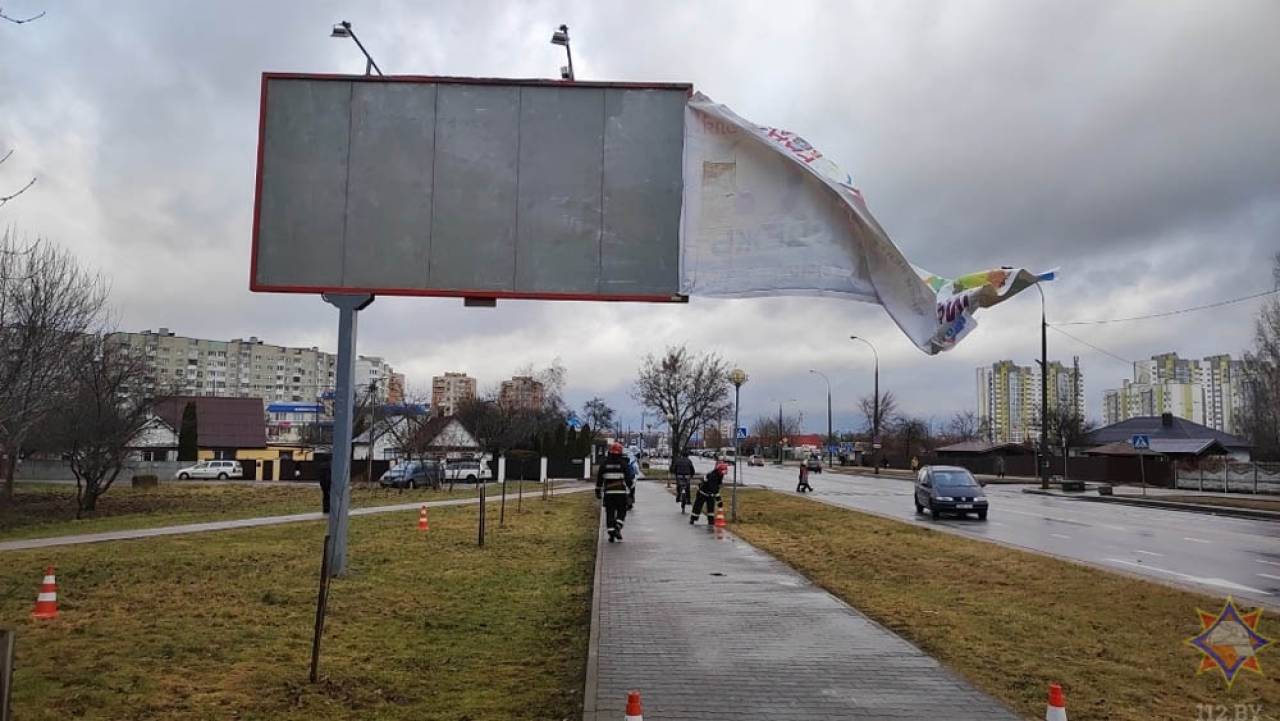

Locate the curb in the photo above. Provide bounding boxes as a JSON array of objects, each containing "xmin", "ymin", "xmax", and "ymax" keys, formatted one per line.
[
  {"xmin": 1020, "ymin": 487, "xmax": 1280, "ymax": 521},
  {"xmin": 581, "ymin": 501, "xmax": 605, "ymax": 721}
]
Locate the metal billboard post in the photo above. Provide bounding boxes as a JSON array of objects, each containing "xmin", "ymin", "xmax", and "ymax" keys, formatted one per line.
[{"xmin": 323, "ymin": 292, "xmax": 374, "ymax": 577}]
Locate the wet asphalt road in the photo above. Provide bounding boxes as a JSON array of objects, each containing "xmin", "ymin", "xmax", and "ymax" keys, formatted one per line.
[{"xmin": 690, "ymin": 459, "xmax": 1280, "ymax": 609}]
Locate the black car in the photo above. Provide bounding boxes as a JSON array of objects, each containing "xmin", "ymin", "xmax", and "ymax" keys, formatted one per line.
[
  {"xmin": 914, "ymin": 466, "xmax": 988, "ymax": 520},
  {"xmin": 379, "ymin": 460, "xmax": 444, "ymax": 489}
]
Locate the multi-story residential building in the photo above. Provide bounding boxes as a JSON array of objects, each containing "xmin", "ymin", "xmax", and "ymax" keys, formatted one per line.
[
  {"xmin": 431, "ymin": 372, "xmax": 476, "ymax": 416},
  {"xmin": 499, "ymin": 375, "xmax": 545, "ymax": 411},
  {"xmin": 387, "ymin": 372, "xmax": 406, "ymax": 405},
  {"xmin": 1101, "ymin": 352, "xmax": 1251, "ymax": 434},
  {"xmin": 108, "ymin": 328, "xmax": 401, "ymax": 406},
  {"xmin": 976, "ymin": 359, "xmax": 1084, "ymax": 444}
]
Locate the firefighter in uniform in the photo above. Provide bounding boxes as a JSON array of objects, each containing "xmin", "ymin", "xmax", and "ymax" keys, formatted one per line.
[
  {"xmin": 596, "ymin": 442, "xmax": 636, "ymax": 542},
  {"xmin": 690, "ymin": 461, "xmax": 727, "ymax": 525}
]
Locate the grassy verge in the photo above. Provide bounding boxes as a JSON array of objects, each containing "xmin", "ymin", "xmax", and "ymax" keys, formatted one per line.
[
  {"xmin": 2, "ymin": 491, "xmax": 597, "ymax": 720},
  {"xmin": 730, "ymin": 489, "xmax": 1275, "ymax": 721},
  {"xmin": 1121, "ymin": 493, "xmax": 1280, "ymax": 512},
  {"xmin": 0, "ymin": 481, "xmax": 545, "ymax": 542}
]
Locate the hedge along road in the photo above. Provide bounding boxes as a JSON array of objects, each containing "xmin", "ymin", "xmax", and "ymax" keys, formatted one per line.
[
  {"xmin": 0, "ymin": 483, "xmax": 594, "ymax": 552},
  {"xmin": 703, "ymin": 459, "xmax": 1280, "ymax": 609}
]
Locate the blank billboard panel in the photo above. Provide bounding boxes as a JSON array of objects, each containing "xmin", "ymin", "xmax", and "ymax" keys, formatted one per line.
[{"xmin": 252, "ymin": 74, "xmax": 690, "ymax": 302}]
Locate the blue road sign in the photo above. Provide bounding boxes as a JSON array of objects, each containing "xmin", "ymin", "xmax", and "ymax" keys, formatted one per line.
[
  {"xmin": 736, "ymin": 427, "xmax": 748, "ymax": 440},
  {"xmin": 1130, "ymin": 434, "xmax": 1151, "ymax": 450}
]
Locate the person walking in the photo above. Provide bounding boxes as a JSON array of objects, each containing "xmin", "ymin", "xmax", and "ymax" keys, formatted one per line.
[
  {"xmin": 690, "ymin": 461, "xmax": 727, "ymax": 525},
  {"xmin": 994, "ymin": 454, "xmax": 1006, "ymax": 479},
  {"xmin": 671, "ymin": 452, "xmax": 695, "ymax": 511},
  {"xmin": 796, "ymin": 463, "xmax": 813, "ymax": 493},
  {"xmin": 596, "ymin": 442, "xmax": 636, "ymax": 542}
]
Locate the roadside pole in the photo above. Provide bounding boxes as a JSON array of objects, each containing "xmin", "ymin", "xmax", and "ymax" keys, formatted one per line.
[
  {"xmin": 0, "ymin": 626, "xmax": 14, "ymax": 721},
  {"xmin": 322, "ymin": 293, "xmax": 373, "ymax": 577},
  {"xmin": 309, "ymin": 534, "xmax": 333, "ymax": 683},
  {"xmin": 1138, "ymin": 450, "xmax": 1146, "ymax": 497}
]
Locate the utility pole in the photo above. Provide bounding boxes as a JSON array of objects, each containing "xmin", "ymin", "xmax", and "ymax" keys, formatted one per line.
[
  {"xmin": 850, "ymin": 336, "xmax": 880, "ymax": 474},
  {"xmin": 810, "ymin": 370, "xmax": 833, "ymax": 466},
  {"xmin": 1038, "ymin": 285, "xmax": 1050, "ymax": 490}
]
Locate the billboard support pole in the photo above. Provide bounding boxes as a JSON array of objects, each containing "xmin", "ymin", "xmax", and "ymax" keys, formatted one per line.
[{"xmin": 323, "ymin": 292, "xmax": 374, "ymax": 577}]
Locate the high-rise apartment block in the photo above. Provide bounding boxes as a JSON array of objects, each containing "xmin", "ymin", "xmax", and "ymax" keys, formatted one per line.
[
  {"xmin": 499, "ymin": 376, "xmax": 545, "ymax": 411},
  {"xmin": 108, "ymin": 328, "xmax": 401, "ymax": 405},
  {"xmin": 1101, "ymin": 352, "xmax": 1251, "ymax": 435},
  {"xmin": 431, "ymin": 372, "xmax": 477, "ymax": 416},
  {"xmin": 976, "ymin": 358, "xmax": 1084, "ymax": 444}
]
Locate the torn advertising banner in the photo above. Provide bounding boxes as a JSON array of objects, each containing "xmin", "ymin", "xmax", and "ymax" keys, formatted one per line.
[{"xmin": 679, "ymin": 92, "xmax": 1053, "ymax": 355}]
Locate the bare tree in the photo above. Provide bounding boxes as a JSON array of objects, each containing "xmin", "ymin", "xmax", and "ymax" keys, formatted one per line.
[
  {"xmin": 377, "ymin": 398, "xmax": 442, "ymax": 489},
  {"xmin": 581, "ymin": 397, "xmax": 615, "ymax": 435},
  {"xmin": 1243, "ymin": 252, "xmax": 1280, "ymax": 460},
  {"xmin": 457, "ymin": 394, "xmax": 539, "ymax": 461},
  {"xmin": 46, "ymin": 336, "xmax": 155, "ymax": 517},
  {"xmin": 633, "ymin": 346, "xmax": 731, "ymax": 457},
  {"xmin": 0, "ymin": 5, "xmax": 45, "ymax": 24},
  {"xmin": 946, "ymin": 410, "xmax": 980, "ymax": 443},
  {"xmin": 750, "ymin": 414, "xmax": 802, "ymax": 458},
  {"xmin": 892, "ymin": 416, "xmax": 932, "ymax": 465},
  {"xmin": 1042, "ymin": 403, "xmax": 1095, "ymax": 453},
  {"xmin": 858, "ymin": 390, "xmax": 898, "ymax": 437},
  {"xmin": 0, "ymin": 233, "xmax": 109, "ymax": 504}
]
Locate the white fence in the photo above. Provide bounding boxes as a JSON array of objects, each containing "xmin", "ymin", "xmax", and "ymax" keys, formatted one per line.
[{"xmin": 1174, "ymin": 462, "xmax": 1280, "ymax": 494}]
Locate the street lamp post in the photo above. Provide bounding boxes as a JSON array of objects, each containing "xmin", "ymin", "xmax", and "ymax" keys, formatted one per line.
[
  {"xmin": 809, "ymin": 370, "xmax": 833, "ymax": 466},
  {"xmin": 1036, "ymin": 284, "xmax": 1050, "ymax": 490},
  {"xmin": 849, "ymin": 336, "xmax": 880, "ymax": 474},
  {"xmin": 728, "ymin": 369, "xmax": 748, "ymax": 521},
  {"xmin": 330, "ymin": 21, "xmax": 384, "ymax": 76},
  {"xmin": 550, "ymin": 24, "xmax": 575, "ymax": 80}
]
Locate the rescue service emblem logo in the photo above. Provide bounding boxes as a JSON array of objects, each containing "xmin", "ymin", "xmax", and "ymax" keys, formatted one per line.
[{"xmin": 1185, "ymin": 596, "xmax": 1274, "ymax": 688}]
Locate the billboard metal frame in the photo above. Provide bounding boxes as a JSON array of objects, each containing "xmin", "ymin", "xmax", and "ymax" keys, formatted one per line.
[{"xmin": 250, "ymin": 72, "xmax": 693, "ymax": 304}]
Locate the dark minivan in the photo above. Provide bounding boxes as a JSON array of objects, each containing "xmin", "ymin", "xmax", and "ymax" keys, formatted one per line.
[{"xmin": 914, "ymin": 465, "xmax": 988, "ymax": 520}]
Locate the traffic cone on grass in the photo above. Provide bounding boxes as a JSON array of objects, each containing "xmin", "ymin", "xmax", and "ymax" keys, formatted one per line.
[
  {"xmin": 624, "ymin": 690, "xmax": 643, "ymax": 720},
  {"xmin": 1045, "ymin": 683, "xmax": 1067, "ymax": 721},
  {"xmin": 32, "ymin": 566, "xmax": 58, "ymax": 620},
  {"xmin": 417, "ymin": 504, "xmax": 429, "ymax": 533}
]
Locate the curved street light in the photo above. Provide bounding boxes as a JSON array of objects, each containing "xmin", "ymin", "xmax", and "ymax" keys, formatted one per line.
[{"xmin": 330, "ymin": 20, "xmax": 384, "ymax": 76}]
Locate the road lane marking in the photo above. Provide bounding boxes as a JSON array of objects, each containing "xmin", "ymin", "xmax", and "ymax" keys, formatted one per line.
[
  {"xmin": 1134, "ymin": 550, "xmax": 1164, "ymax": 557},
  {"xmin": 1051, "ymin": 533, "xmax": 1071, "ymax": 540},
  {"xmin": 1259, "ymin": 573, "xmax": 1280, "ymax": 582},
  {"xmin": 1257, "ymin": 559, "xmax": 1280, "ymax": 568},
  {"xmin": 1104, "ymin": 558, "xmax": 1270, "ymax": 596},
  {"xmin": 1183, "ymin": 537, "xmax": 1212, "ymax": 544}
]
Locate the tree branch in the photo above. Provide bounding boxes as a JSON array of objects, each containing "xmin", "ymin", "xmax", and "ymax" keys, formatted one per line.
[{"xmin": 0, "ymin": 7, "xmax": 46, "ymax": 23}]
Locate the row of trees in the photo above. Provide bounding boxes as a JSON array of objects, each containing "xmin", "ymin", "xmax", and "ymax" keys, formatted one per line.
[{"xmin": 1242, "ymin": 252, "xmax": 1280, "ymax": 461}]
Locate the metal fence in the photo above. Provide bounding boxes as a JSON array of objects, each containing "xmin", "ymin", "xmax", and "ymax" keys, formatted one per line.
[{"xmin": 1174, "ymin": 461, "xmax": 1280, "ymax": 495}]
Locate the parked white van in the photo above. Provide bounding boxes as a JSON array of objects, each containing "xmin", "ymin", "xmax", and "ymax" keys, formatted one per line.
[{"xmin": 443, "ymin": 458, "xmax": 492, "ymax": 483}]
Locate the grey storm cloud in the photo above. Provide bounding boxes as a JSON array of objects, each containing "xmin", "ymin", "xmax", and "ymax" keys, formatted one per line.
[{"xmin": 1, "ymin": 0, "xmax": 1277, "ymax": 431}]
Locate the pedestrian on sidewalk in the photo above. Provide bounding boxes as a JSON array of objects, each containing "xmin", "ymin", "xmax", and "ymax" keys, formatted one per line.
[
  {"xmin": 994, "ymin": 455, "xmax": 1006, "ymax": 479},
  {"xmin": 690, "ymin": 461, "xmax": 727, "ymax": 525},
  {"xmin": 597, "ymin": 442, "xmax": 636, "ymax": 542},
  {"xmin": 796, "ymin": 463, "xmax": 813, "ymax": 493}
]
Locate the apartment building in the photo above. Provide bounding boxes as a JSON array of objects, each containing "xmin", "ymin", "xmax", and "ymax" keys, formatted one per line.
[
  {"xmin": 976, "ymin": 359, "xmax": 1084, "ymax": 444},
  {"xmin": 109, "ymin": 328, "xmax": 401, "ymax": 406},
  {"xmin": 499, "ymin": 375, "xmax": 545, "ymax": 411},
  {"xmin": 1101, "ymin": 352, "xmax": 1251, "ymax": 435},
  {"xmin": 431, "ymin": 372, "xmax": 476, "ymax": 416}
]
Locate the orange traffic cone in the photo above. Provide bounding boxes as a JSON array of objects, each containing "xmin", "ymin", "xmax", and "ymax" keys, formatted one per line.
[
  {"xmin": 624, "ymin": 690, "xmax": 643, "ymax": 721},
  {"xmin": 1045, "ymin": 683, "xmax": 1067, "ymax": 721},
  {"xmin": 417, "ymin": 504, "xmax": 429, "ymax": 533},
  {"xmin": 713, "ymin": 505, "xmax": 727, "ymax": 528},
  {"xmin": 32, "ymin": 566, "xmax": 58, "ymax": 620}
]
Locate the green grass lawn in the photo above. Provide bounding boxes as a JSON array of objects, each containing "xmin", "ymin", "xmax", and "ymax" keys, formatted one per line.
[
  {"xmin": 730, "ymin": 489, "xmax": 1277, "ymax": 721},
  {"xmin": 0, "ymin": 481, "xmax": 546, "ymax": 542},
  {"xmin": 1, "ymin": 491, "xmax": 597, "ymax": 720}
]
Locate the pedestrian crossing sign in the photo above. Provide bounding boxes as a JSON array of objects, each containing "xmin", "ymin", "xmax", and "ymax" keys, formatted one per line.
[
  {"xmin": 736, "ymin": 427, "xmax": 748, "ymax": 440},
  {"xmin": 1131, "ymin": 434, "xmax": 1151, "ymax": 450}
]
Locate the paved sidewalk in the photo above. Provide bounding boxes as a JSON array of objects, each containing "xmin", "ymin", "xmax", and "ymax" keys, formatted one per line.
[
  {"xmin": 583, "ymin": 482, "xmax": 1022, "ymax": 720},
  {"xmin": 0, "ymin": 483, "xmax": 592, "ymax": 552}
]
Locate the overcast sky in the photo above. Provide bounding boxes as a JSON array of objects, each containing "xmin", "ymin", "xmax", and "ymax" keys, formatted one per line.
[{"xmin": 2, "ymin": 0, "xmax": 1277, "ymax": 435}]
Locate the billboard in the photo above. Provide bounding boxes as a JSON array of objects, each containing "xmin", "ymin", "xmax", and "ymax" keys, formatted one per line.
[{"xmin": 252, "ymin": 74, "xmax": 690, "ymax": 302}]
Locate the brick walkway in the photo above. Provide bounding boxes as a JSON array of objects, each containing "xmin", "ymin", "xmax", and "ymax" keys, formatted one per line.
[{"xmin": 583, "ymin": 481, "xmax": 1023, "ymax": 720}]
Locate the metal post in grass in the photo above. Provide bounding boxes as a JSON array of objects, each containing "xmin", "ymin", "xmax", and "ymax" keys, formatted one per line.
[
  {"xmin": 478, "ymin": 480, "xmax": 487, "ymax": 547},
  {"xmin": 518, "ymin": 476, "xmax": 524, "ymax": 513},
  {"xmin": 310, "ymin": 534, "xmax": 333, "ymax": 684},
  {"xmin": 1255, "ymin": 462, "xmax": 1259, "ymax": 495},
  {"xmin": 1, "ymin": 626, "xmax": 14, "ymax": 721},
  {"xmin": 500, "ymin": 475, "xmax": 508, "ymax": 527}
]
